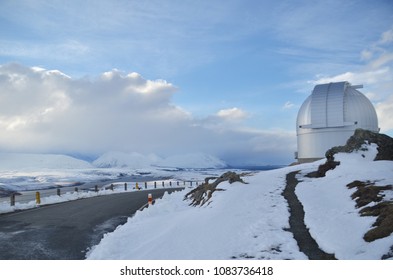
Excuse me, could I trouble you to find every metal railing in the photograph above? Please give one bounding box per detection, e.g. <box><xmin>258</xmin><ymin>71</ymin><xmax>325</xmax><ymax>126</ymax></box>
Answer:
<box><xmin>0</xmin><ymin>180</ymin><xmax>199</xmax><ymax>213</ymax></box>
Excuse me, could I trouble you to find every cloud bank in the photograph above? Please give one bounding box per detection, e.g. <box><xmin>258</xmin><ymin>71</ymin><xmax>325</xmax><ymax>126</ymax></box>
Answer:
<box><xmin>310</xmin><ymin>27</ymin><xmax>393</xmax><ymax>134</ymax></box>
<box><xmin>0</xmin><ymin>63</ymin><xmax>295</xmax><ymax>165</ymax></box>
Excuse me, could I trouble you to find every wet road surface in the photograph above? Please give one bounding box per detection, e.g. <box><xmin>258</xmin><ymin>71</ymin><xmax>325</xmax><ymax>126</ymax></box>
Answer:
<box><xmin>0</xmin><ymin>188</ymin><xmax>183</xmax><ymax>259</ymax></box>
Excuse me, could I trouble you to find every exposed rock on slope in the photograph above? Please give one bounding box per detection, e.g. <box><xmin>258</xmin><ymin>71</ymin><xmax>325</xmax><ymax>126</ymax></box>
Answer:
<box><xmin>347</xmin><ymin>180</ymin><xmax>393</xmax><ymax>244</ymax></box>
<box><xmin>326</xmin><ymin>129</ymin><xmax>393</xmax><ymax>161</ymax></box>
<box><xmin>184</xmin><ymin>171</ymin><xmax>247</xmax><ymax>206</ymax></box>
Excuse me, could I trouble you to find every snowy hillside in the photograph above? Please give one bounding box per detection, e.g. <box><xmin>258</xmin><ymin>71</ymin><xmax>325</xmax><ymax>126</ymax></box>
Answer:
<box><xmin>0</xmin><ymin>153</ymin><xmax>92</xmax><ymax>170</ymax></box>
<box><xmin>93</xmin><ymin>152</ymin><xmax>161</xmax><ymax>168</ymax></box>
<box><xmin>87</xmin><ymin>143</ymin><xmax>393</xmax><ymax>260</ymax></box>
<box><xmin>93</xmin><ymin>152</ymin><xmax>227</xmax><ymax>169</ymax></box>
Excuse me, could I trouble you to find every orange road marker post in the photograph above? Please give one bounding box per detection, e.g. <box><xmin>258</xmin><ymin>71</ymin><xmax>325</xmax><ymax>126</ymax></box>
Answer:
<box><xmin>36</xmin><ymin>192</ymin><xmax>41</xmax><ymax>205</ymax></box>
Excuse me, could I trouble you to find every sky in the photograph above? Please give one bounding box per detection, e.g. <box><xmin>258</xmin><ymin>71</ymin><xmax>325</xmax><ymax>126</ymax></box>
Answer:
<box><xmin>0</xmin><ymin>0</ymin><xmax>392</xmax><ymax>165</ymax></box>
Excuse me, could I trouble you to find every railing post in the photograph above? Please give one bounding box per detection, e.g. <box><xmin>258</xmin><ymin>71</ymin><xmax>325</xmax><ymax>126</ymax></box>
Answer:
<box><xmin>10</xmin><ymin>194</ymin><xmax>15</xmax><ymax>206</ymax></box>
<box><xmin>145</xmin><ymin>182</ymin><xmax>147</xmax><ymax>189</ymax></box>
<box><xmin>74</xmin><ymin>187</ymin><xmax>79</xmax><ymax>193</ymax></box>
<box><xmin>169</xmin><ymin>181</ymin><xmax>172</xmax><ymax>187</ymax></box>
<box><xmin>57</xmin><ymin>188</ymin><xmax>61</xmax><ymax>196</ymax></box>
<box><xmin>95</xmin><ymin>185</ymin><xmax>98</xmax><ymax>192</ymax></box>
<box><xmin>162</xmin><ymin>181</ymin><xmax>165</xmax><ymax>187</ymax></box>
<box><xmin>154</xmin><ymin>182</ymin><xmax>157</xmax><ymax>188</ymax></box>
<box><xmin>110</xmin><ymin>184</ymin><xmax>114</xmax><ymax>191</ymax></box>
<box><xmin>177</xmin><ymin>181</ymin><xmax>179</xmax><ymax>186</ymax></box>
<box><xmin>36</xmin><ymin>191</ymin><xmax>41</xmax><ymax>205</ymax></box>
<box><xmin>124</xmin><ymin>182</ymin><xmax>127</xmax><ymax>191</ymax></box>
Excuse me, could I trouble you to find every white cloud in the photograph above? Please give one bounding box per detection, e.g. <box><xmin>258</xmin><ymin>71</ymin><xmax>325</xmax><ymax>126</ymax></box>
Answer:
<box><xmin>216</xmin><ymin>107</ymin><xmax>248</xmax><ymax>121</ymax></box>
<box><xmin>361</xmin><ymin>49</ymin><xmax>373</xmax><ymax>61</ymax></box>
<box><xmin>379</xmin><ymin>28</ymin><xmax>393</xmax><ymax>45</ymax></box>
<box><xmin>376</xmin><ymin>95</ymin><xmax>393</xmax><ymax>133</ymax></box>
<box><xmin>309</xmin><ymin>27</ymin><xmax>393</xmax><ymax>135</ymax></box>
<box><xmin>0</xmin><ymin>63</ymin><xmax>294</xmax><ymax>165</ymax></box>
<box><xmin>310</xmin><ymin>67</ymin><xmax>391</xmax><ymax>88</ymax></box>
<box><xmin>282</xmin><ymin>101</ymin><xmax>294</xmax><ymax>110</ymax></box>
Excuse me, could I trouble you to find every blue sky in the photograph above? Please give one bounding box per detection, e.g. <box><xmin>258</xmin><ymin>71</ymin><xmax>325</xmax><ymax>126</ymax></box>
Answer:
<box><xmin>0</xmin><ymin>0</ymin><xmax>392</xmax><ymax>165</ymax></box>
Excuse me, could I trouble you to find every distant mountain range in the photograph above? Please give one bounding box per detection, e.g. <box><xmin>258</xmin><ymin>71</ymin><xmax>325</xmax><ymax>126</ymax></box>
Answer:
<box><xmin>0</xmin><ymin>151</ymin><xmax>229</xmax><ymax>170</ymax></box>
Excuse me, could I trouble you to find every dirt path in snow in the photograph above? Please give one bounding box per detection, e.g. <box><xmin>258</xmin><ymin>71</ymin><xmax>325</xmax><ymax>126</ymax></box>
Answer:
<box><xmin>283</xmin><ymin>171</ymin><xmax>336</xmax><ymax>260</ymax></box>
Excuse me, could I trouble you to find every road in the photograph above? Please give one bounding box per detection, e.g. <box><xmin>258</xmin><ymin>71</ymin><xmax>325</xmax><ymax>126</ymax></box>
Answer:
<box><xmin>0</xmin><ymin>188</ymin><xmax>183</xmax><ymax>260</ymax></box>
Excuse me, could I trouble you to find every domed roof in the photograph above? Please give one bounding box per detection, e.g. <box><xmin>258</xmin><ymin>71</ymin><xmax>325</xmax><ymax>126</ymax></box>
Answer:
<box><xmin>297</xmin><ymin>81</ymin><xmax>378</xmax><ymax>133</ymax></box>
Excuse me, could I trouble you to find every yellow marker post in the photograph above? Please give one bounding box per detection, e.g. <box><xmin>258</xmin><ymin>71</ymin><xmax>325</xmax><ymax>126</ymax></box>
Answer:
<box><xmin>36</xmin><ymin>191</ymin><xmax>41</xmax><ymax>205</ymax></box>
<box><xmin>136</xmin><ymin>182</ymin><xmax>139</xmax><ymax>190</ymax></box>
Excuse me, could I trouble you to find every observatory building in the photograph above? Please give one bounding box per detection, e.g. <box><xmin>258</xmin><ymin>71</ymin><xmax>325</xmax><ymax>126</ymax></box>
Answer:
<box><xmin>296</xmin><ymin>81</ymin><xmax>379</xmax><ymax>163</ymax></box>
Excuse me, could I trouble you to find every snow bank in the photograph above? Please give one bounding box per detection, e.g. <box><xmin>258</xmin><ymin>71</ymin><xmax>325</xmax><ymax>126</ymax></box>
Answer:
<box><xmin>296</xmin><ymin>143</ymin><xmax>393</xmax><ymax>259</ymax></box>
<box><xmin>87</xmin><ymin>167</ymin><xmax>306</xmax><ymax>260</ymax></box>
<box><xmin>87</xmin><ymin>144</ymin><xmax>393</xmax><ymax>260</ymax></box>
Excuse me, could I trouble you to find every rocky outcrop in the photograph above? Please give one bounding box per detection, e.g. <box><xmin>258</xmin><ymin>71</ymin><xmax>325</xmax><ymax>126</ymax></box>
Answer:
<box><xmin>184</xmin><ymin>171</ymin><xmax>247</xmax><ymax>206</ymax></box>
<box><xmin>310</xmin><ymin>129</ymin><xmax>393</xmax><ymax>178</ymax></box>
<box><xmin>347</xmin><ymin>180</ymin><xmax>393</xmax><ymax>244</ymax></box>
<box><xmin>325</xmin><ymin>129</ymin><xmax>393</xmax><ymax>161</ymax></box>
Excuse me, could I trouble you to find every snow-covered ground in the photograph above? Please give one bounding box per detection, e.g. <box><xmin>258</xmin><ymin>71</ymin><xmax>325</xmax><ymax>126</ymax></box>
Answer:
<box><xmin>296</xmin><ymin>143</ymin><xmax>393</xmax><ymax>259</ymax></box>
<box><xmin>87</xmin><ymin>144</ymin><xmax>393</xmax><ymax>260</ymax></box>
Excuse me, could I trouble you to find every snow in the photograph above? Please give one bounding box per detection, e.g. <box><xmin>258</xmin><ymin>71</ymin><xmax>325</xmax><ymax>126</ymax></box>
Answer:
<box><xmin>87</xmin><ymin>167</ymin><xmax>306</xmax><ymax>260</ymax></box>
<box><xmin>0</xmin><ymin>152</ymin><xmax>227</xmax><ymax>194</ymax></box>
<box><xmin>1</xmin><ymin>146</ymin><xmax>392</xmax><ymax>260</ymax></box>
<box><xmin>0</xmin><ymin>151</ymin><xmax>230</xmax><ymax>214</ymax></box>
<box><xmin>158</xmin><ymin>153</ymin><xmax>227</xmax><ymax>169</ymax></box>
<box><xmin>93</xmin><ymin>152</ymin><xmax>161</xmax><ymax>168</ymax></box>
<box><xmin>93</xmin><ymin>151</ymin><xmax>227</xmax><ymax>169</ymax></box>
<box><xmin>296</xmin><ymin>143</ymin><xmax>393</xmax><ymax>259</ymax></box>
<box><xmin>0</xmin><ymin>152</ymin><xmax>92</xmax><ymax>169</ymax></box>
<box><xmin>0</xmin><ymin>181</ymin><xmax>173</xmax><ymax>214</ymax></box>
<box><xmin>87</xmin><ymin>143</ymin><xmax>393</xmax><ymax>260</ymax></box>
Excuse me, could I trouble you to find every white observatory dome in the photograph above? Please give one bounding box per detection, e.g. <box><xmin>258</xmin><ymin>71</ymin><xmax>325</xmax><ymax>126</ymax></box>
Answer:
<box><xmin>296</xmin><ymin>81</ymin><xmax>379</xmax><ymax>162</ymax></box>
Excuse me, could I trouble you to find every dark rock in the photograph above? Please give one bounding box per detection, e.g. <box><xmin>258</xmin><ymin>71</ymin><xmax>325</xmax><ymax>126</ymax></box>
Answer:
<box><xmin>184</xmin><ymin>171</ymin><xmax>247</xmax><ymax>206</ymax></box>
<box><xmin>360</xmin><ymin>201</ymin><xmax>393</xmax><ymax>242</ymax></box>
<box><xmin>325</xmin><ymin>129</ymin><xmax>393</xmax><ymax>161</ymax></box>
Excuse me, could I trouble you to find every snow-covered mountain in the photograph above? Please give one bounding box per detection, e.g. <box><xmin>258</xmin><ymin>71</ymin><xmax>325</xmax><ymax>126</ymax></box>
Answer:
<box><xmin>92</xmin><ymin>152</ymin><xmax>161</xmax><ymax>168</ymax></box>
<box><xmin>0</xmin><ymin>153</ymin><xmax>92</xmax><ymax>170</ymax></box>
<box><xmin>0</xmin><ymin>151</ymin><xmax>227</xmax><ymax>170</ymax></box>
<box><xmin>159</xmin><ymin>153</ymin><xmax>227</xmax><ymax>169</ymax></box>
<box><xmin>93</xmin><ymin>152</ymin><xmax>227</xmax><ymax>169</ymax></box>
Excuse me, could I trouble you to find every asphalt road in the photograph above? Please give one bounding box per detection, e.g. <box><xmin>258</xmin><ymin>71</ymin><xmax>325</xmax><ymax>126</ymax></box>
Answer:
<box><xmin>0</xmin><ymin>188</ymin><xmax>183</xmax><ymax>260</ymax></box>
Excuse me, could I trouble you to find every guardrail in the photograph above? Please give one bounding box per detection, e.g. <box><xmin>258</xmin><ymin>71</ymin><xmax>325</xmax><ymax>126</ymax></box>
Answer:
<box><xmin>0</xmin><ymin>180</ymin><xmax>199</xmax><ymax>213</ymax></box>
